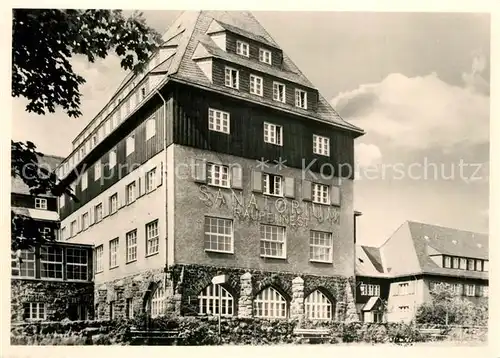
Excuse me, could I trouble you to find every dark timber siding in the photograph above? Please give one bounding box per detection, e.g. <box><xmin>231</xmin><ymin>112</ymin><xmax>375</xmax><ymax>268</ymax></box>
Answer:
<box><xmin>12</xmin><ymin>193</ymin><xmax>58</xmax><ymax>211</ymax></box>
<box><xmin>226</xmin><ymin>33</ymin><xmax>283</xmax><ymax>68</ymax></box>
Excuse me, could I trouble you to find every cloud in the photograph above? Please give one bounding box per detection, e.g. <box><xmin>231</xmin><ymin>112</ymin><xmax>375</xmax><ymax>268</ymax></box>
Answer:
<box><xmin>332</xmin><ymin>72</ymin><xmax>489</xmax><ymax>151</ymax></box>
<box><xmin>355</xmin><ymin>143</ymin><xmax>382</xmax><ymax>167</ymax></box>
<box><xmin>462</xmin><ymin>50</ymin><xmax>490</xmax><ymax>95</ymax></box>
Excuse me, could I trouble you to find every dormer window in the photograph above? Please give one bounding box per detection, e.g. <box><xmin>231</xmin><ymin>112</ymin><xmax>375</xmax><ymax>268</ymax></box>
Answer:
<box><xmin>295</xmin><ymin>89</ymin><xmax>307</xmax><ymax>109</ymax></box>
<box><xmin>35</xmin><ymin>198</ymin><xmax>47</xmax><ymax>210</ymax></box>
<box><xmin>225</xmin><ymin>67</ymin><xmax>239</xmax><ymax>89</ymax></box>
<box><xmin>236</xmin><ymin>41</ymin><xmax>249</xmax><ymax>57</ymax></box>
<box><xmin>259</xmin><ymin>48</ymin><xmax>272</xmax><ymax>64</ymax></box>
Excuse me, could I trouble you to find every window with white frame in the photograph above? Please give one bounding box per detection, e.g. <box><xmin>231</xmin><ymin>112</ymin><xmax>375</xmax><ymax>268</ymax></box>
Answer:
<box><xmin>95</xmin><ymin>203</ymin><xmax>103</xmax><ymax>222</ymax></box>
<box><xmin>259</xmin><ymin>48</ymin><xmax>272</xmax><ymax>64</ymax></box>
<box><xmin>35</xmin><ymin>198</ymin><xmax>47</xmax><ymax>210</ymax></box>
<box><xmin>95</xmin><ymin>245</ymin><xmax>104</xmax><ymax>273</ymax></box>
<box><xmin>452</xmin><ymin>257</ymin><xmax>459</xmax><ymax>269</ymax></box>
<box><xmin>398</xmin><ymin>283</ymin><xmax>410</xmax><ymax>295</ymax></box>
<box><xmin>146</xmin><ymin>220</ymin><xmax>159</xmax><ymax>255</ymax></box>
<box><xmin>465</xmin><ymin>284</ymin><xmax>475</xmax><ymax>297</ymax></box>
<box><xmin>94</xmin><ymin>159</ymin><xmax>101</xmax><ymax>180</ymax></box>
<box><xmin>146</xmin><ymin>117</ymin><xmax>156</xmax><ymax>140</ymax></box>
<box><xmin>451</xmin><ymin>283</ymin><xmax>462</xmax><ymax>295</ymax></box>
<box><xmin>40</xmin><ymin>246</ymin><xmax>63</xmax><ymax>279</ymax></box>
<box><xmin>126</xmin><ymin>229</ymin><xmax>137</xmax><ymax>263</ymax></box>
<box><xmin>91</xmin><ymin>134</ymin><xmax>97</xmax><ymax>148</ymax></box>
<box><xmin>146</xmin><ymin>168</ymin><xmax>156</xmax><ymax>192</ymax></box>
<box><xmin>313</xmin><ymin>135</ymin><xmax>330</xmax><ymax>156</ymax></box>
<box><xmin>126</xmin><ymin>181</ymin><xmax>136</xmax><ymax>204</ymax></box>
<box><xmin>250</xmin><ymin>74</ymin><xmax>263</xmax><ymax>96</ymax></box>
<box><xmin>66</xmin><ymin>247</ymin><xmax>88</xmax><ymax>281</ymax></box>
<box><xmin>475</xmin><ymin>259</ymin><xmax>483</xmax><ymax>271</ymax></box>
<box><xmin>109</xmin><ymin>149</ymin><xmax>117</xmax><ymax>169</ymax></box>
<box><xmin>82</xmin><ymin>212</ymin><xmax>89</xmax><ymax>230</ymax></box>
<box><xmin>81</xmin><ymin>171</ymin><xmax>88</xmax><ymax>190</ymax></box>
<box><xmin>11</xmin><ymin>248</ymin><xmax>35</xmax><ymax>277</ymax></box>
<box><xmin>263</xmin><ymin>122</ymin><xmax>283</xmax><ymax>146</ymax></box>
<box><xmin>309</xmin><ymin>230</ymin><xmax>333</xmax><ymax>262</ymax></box>
<box><xmin>126</xmin><ymin>135</ymin><xmax>135</xmax><ymax>156</ymax></box>
<box><xmin>360</xmin><ymin>283</ymin><xmax>380</xmax><ymax>296</ymax></box>
<box><xmin>109</xmin><ymin>238</ymin><xmax>119</xmax><ymax>268</ymax></box>
<box><xmin>295</xmin><ymin>89</ymin><xmax>307</xmax><ymax>109</ymax></box>
<box><xmin>263</xmin><ymin>173</ymin><xmax>283</xmax><ymax>197</ymax></box>
<box><xmin>305</xmin><ymin>290</ymin><xmax>333</xmax><ymax>320</ymax></box>
<box><xmin>254</xmin><ymin>287</ymin><xmax>287</xmax><ymax>318</ymax></box>
<box><xmin>260</xmin><ymin>224</ymin><xmax>286</xmax><ymax>258</ymax></box>
<box><xmin>109</xmin><ymin>193</ymin><xmax>118</xmax><ymax>214</ymax></box>
<box><xmin>24</xmin><ymin>302</ymin><xmax>47</xmax><ymax>320</ymax></box>
<box><xmin>224</xmin><ymin>67</ymin><xmax>239</xmax><ymax>89</ymax></box>
<box><xmin>443</xmin><ymin>255</ymin><xmax>452</xmax><ymax>268</ymax></box>
<box><xmin>459</xmin><ymin>257</ymin><xmax>467</xmax><ymax>269</ymax></box>
<box><xmin>207</xmin><ymin>163</ymin><xmax>230</xmax><ymax>188</ymax></box>
<box><xmin>70</xmin><ymin>220</ymin><xmax>77</xmax><ymax>237</ymax></box>
<box><xmin>312</xmin><ymin>183</ymin><xmax>330</xmax><ymax>205</ymax></box>
<box><xmin>236</xmin><ymin>40</ymin><xmax>249</xmax><ymax>57</ymax></box>
<box><xmin>208</xmin><ymin>108</ymin><xmax>230</xmax><ymax>134</ymax></box>
<box><xmin>484</xmin><ymin>260</ymin><xmax>489</xmax><ymax>271</ymax></box>
<box><xmin>149</xmin><ymin>283</ymin><xmax>165</xmax><ymax>318</ymax></box>
<box><xmin>399</xmin><ymin>306</ymin><xmax>409</xmax><ymax>313</ymax></box>
<box><xmin>467</xmin><ymin>259</ymin><xmax>475</xmax><ymax>271</ymax></box>
<box><xmin>204</xmin><ymin>216</ymin><xmax>233</xmax><ymax>253</ymax></box>
<box><xmin>273</xmin><ymin>82</ymin><xmax>286</xmax><ymax>103</ymax></box>
<box><xmin>198</xmin><ymin>283</ymin><xmax>234</xmax><ymax>316</ymax></box>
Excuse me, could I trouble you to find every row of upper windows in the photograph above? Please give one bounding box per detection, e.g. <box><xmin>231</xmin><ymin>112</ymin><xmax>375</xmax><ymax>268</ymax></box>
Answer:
<box><xmin>208</xmin><ymin>107</ymin><xmax>330</xmax><ymax>155</ymax></box>
<box><xmin>442</xmin><ymin>255</ymin><xmax>489</xmax><ymax>272</ymax></box>
<box><xmin>429</xmin><ymin>281</ymin><xmax>489</xmax><ymax>297</ymax></box>
<box><xmin>224</xmin><ymin>66</ymin><xmax>309</xmax><ymax>109</ymax></box>
<box><xmin>360</xmin><ymin>283</ymin><xmax>380</xmax><ymax>297</ymax></box>
<box><xmin>235</xmin><ymin>40</ymin><xmax>273</xmax><ymax>65</ymax></box>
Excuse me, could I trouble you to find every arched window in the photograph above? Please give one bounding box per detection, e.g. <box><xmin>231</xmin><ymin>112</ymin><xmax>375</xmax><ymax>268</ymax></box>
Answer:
<box><xmin>254</xmin><ymin>287</ymin><xmax>287</xmax><ymax>319</ymax></box>
<box><xmin>304</xmin><ymin>290</ymin><xmax>333</xmax><ymax>320</ymax></box>
<box><xmin>198</xmin><ymin>283</ymin><xmax>234</xmax><ymax>316</ymax></box>
<box><xmin>146</xmin><ymin>282</ymin><xmax>165</xmax><ymax>318</ymax></box>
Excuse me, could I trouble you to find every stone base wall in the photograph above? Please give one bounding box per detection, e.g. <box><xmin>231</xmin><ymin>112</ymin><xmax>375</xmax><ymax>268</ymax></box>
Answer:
<box><xmin>11</xmin><ymin>279</ymin><xmax>94</xmax><ymax>322</ymax></box>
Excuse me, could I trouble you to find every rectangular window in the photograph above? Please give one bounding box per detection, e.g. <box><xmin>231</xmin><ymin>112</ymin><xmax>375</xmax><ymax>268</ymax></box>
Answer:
<box><xmin>482</xmin><ymin>286</ymin><xmax>489</xmax><ymax>297</ymax></box>
<box><xmin>82</xmin><ymin>212</ymin><xmax>89</xmax><ymax>230</ymax></box>
<box><xmin>263</xmin><ymin>122</ymin><xmax>283</xmax><ymax>146</ymax></box>
<box><xmin>109</xmin><ymin>149</ymin><xmax>117</xmax><ymax>169</ymax></box>
<box><xmin>95</xmin><ymin>245</ymin><xmax>104</xmax><ymax>273</ymax></box>
<box><xmin>204</xmin><ymin>216</ymin><xmax>233</xmax><ymax>253</ymax></box>
<box><xmin>249</xmin><ymin>74</ymin><xmax>263</xmax><ymax>96</ymax></box>
<box><xmin>109</xmin><ymin>238</ymin><xmax>119</xmax><ymax>268</ymax></box>
<box><xmin>95</xmin><ymin>203</ymin><xmax>103</xmax><ymax>222</ymax></box>
<box><xmin>24</xmin><ymin>302</ymin><xmax>46</xmax><ymax>321</ymax></box>
<box><xmin>398</xmin><ymin>283</ymin><xmax>409</xmax><ymax>295</ymax></box>
<box><xmin>467</xmin><ymin>258</ymin><xmax>475</xmax><ymax>271</ymax></box>
<box><xmin>452</xmin><ymin>257</ymin><xmax>459</xmax><ymax>269</ymax></box>
<box><xmin>443</xmin><ymin>256</ymin><xmax>451</xmax><ymax>268</ymax></box>
<box><xmin>484</xmin><ymin>260</ymin><xmax>489</xmax><ymax>272</ymax></box>
<box><xmin>475</xmin><ymin>259</ymin><xmax>483</xmax><ymax>271</ymax></box>
<box><xmin>312</xmin><ymin>183</ymin><xmax>330</xmax><ymax>205</ymax></box>
<box><xmin>259</xmin><ymin>48</ymin><xmax>272</xmax><ymax>64</ymax></box>
<box><xmin>273</xmin><ymin>82</ymin><xmax>286</xmax><ymax>103</ymax></box>
<box><xmin>35</xmin><ymin>198</ymin><xmax>47</xmax><ymax>210</ymax></box>
<box><xmin>66</xmin><ymin>248</ymin><xmax>88</xmax><ymax>281</ymax></box>
<box><xmin>109</xmin><ymin>193</ymin><xmax>118</xmax><ymax>214</ymax></box>
<box><xmin>70</xmin><ymin>220</ymin><xmax>77</xmax><ymax>237</ymax></box>
<box><xmin>126</xmin><ymin>181</ymin><xmax>136</xmax><ymax>204</ymax></box>
<box><xmin>126</xmin><ymin>230</ymin><xmax>137</xmax><ymax>263</ymax></box>
<box><xmin>224</xmin><ymin>67</ymin><xmax>239</xmax><ymax>89</ymax></box>
<box><xmin>451</xmin><ymin>283</ymin><xmax>462</xmax><ymax>295</ymax></box>
<box><xmin>40</xmin><ymin>246</ymin><xmax>63</xmax><ymax>279</ymax></box>
<box><xmin>126</xmin><ymin>298</ymin><xmax>134</xmax><ymax>319</ymax></box>
<box><xmin>399</xmin><ymin>306</ymin><xmax>409</xmax><ymax>313</ymax></box>
<box><xmin>360</xmin><ymin>284</ymin><xmax>380</xmax><ymax>296</ymax></box>
<box><xmin>295</xmin><ymin>89</ymin><xmax>307</xmax><ymax>109</ymax></box>
<box><xmin>11</xmin><ymin>249</ymin><xmax>35</xmax><ymax>277</ymax></box>
<box><xmin>309</xmin><ymin>230</ymin><xmax>333</xmax><ymax>262</ymax></box>
<box><xmin>94</xmin><ymin>159</ymin><xmax>101</xmax><ymax>180</ymax></box>
<box><xmin>208</xmin><ymin>108</ymin><xmax>230</xmax><ymax>134</ymax></box>
<box><xmin>263</xmin><ymin>173</ymin><xmax>283</xmax><ymax>197</ymax></box>
<box><xmin>236</xmin><ymin>40</ymin><xmax>249</xmax><ymax>57</ymax></box>
<box><xmin>459</xmin><ymin>257</ymin><xmax>467</xmax><ymax>269</ymax></box>
<box><xmin>126</xmin><ymin>135</ymin><xmax>135</xmax><ymax>156</ymax></box>
<box><xmin>146</xmin><ymin>220</ymin><xmax>159</xmax><ymax>255</ymax></box>
<box><xmin>313</xmin><ymin>135</ymin><xmax>330</xmax><ymax>156</ymax></box>
<box><xmin>260</xmin><ymin>224</ymin><xmax>286</xmax><ymax>259</ymax></box>
<box><xmin>81</xmin><ymin>171</ymin><xmax>88</xmax><ymax>190</ymax></box>
<box><xmin>146</xmin><ymin>168</ymin><xmax>156</xmax><ymax>192</ymax></box>
<box><xmin>146</xmin><ymin>117</ymin><xmax>156</xmax><ymax>140</ymax></box>
<box><xmin>465</xmin><ymin>284</ymin><xmax>475</xmax><ymax>297</ymax></box>
<box><xmin>60</xmin><ymin>227</ymin><xmax>67</xmax><ymax>241</ymax></box>
<box><xmin>91</xmin><ymin>134</ymin><xmax>97</xmax><ymax>148</ymax></box>
<box><xmin>207</xmin><ymin>163</ymin><xmax>230</xmax><ymax>188</ymax></box>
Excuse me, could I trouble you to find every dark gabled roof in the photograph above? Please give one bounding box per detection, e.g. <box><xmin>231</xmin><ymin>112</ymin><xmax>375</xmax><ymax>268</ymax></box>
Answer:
<box><xmin>362</xmin><ymin>246</ymin><xmax>385</xmax><ymax>273</ymax></box>
<box><xmin>355</xmin><ymin>244</ymin><xmax>390</xmax><ymax>278</ymax></box>
<box><xmin>208</xmin><ymin>19</ymin><xmax>280</xmax><ymax>49</ymax></box>
<box><xmin>11</xmin><ymin>154</ymin><xmax>63</xmax><ymax>196</ymax></box>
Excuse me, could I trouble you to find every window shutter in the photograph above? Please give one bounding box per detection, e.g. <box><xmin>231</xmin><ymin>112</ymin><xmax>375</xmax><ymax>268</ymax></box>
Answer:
<box><xmin>231</xmin><ymin>166</ymin><xmax>243</xmax><ymax>189</ymax></box>
<box><xmin>138</xmin><ymin>177</ymin><xmax>142</xmax><ymax>197</ymax></box>
<box><xmin>284</xmin><ymin>177</ymin><xmax>295</xmax><ymax>198</ymax></box>
<box><xmin>157</xmin><ymin>162</ymin><xmax>163</xmax><ymax>187</ymax></box>
<box><xmin>141</xmin><ymin>174</ymin><xmax>147</xmax><ymax>195</ymax></box>
<box><xmin>302</xmin><ymin>180</ymin><xmax>312</xmax><ymax>201</ymax></box>
<box><xmin>330</xmin><ymin>185</ymin><xmax>341</xmax><ymax>206</ymax></box>
<box><xmin>251</xmin><ymin>170</ymin><xmax>262</xmax><ymax>192</ymax></box>
<box><xmin>89</xmin><ymin>206</ymin><xmax>95</xmax><ymax>225</ymax></box>
<box><xmin>193</xmin><ymin>159</ymin><xmax>207</xmax><ymax>183</ymax></box>
<box><xmin>77</xmin><ymin>215</ymin><xmax>82</xmax><ymax>232</ymax></box>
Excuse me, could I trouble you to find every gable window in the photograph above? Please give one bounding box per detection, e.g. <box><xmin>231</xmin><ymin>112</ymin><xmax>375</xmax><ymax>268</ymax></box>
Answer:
<box><xmin>208</xmin><ymin>108</ymin><xmax>230</xmax><ymax>134</ymax></box>
<box><xmin>109</xmin><ymin>193</ymin><xmax>118</xmax><ymax>214</ymax></box>
<box><xmin>126</xmin><ymin>181</ymin><xmax>136</xmax><ymax>204</ymax></box>
<box><xmin>70</xmin><ymin>220</ymin><xmax>77</xmax><ymax>237</ymax></box>
<box><xmin>224</xmin><ymin>67</ymin><xmax>239</xmax><ymax>89</ymax></box>
<box><xmin>263</xmin><ymin>173</ymin><xmax>283</xmax><ymax>197</ymax></box>
<box><xmin>24</xmin><ymin>303</ymin><xmax>46</xmax><ymax>321</ymax></box>
<box><xmin>273</xmin><ymin>82</ymin><xmax>286</xmax><ymax>103</ymax></box>
<box><xmin>249</xmin><ymin>74</ymin><xmax>263</xmax><ymax>96</ymax></box>
<box><xmin>312</xmin><ymin>183</ymin><xmax>330</xmax><ymax>205</ymax></box>
<box><xmin>146</xmin><ymin>168</ymin><xmax>156</xmax><ymax>192</ymax></box>
<box><xmin>95</xmin><ymin>245</ymin><xmax>104</xmax><ymax>273</ymax></box>
<box><xmin>126</xmin><ymin>135</ymin><xmax>135</xmax><ymax>156</ymax></box>
<box><xmin>236</xmin><ymin>40</ymin><xmax>249</xmax><ymax>57</ymax></box>
<box><xmin>35</xmin><ymin>198</ymin><xmax>47</xmax><ymax>210</ymax></box>
<box><xmin>94</xmin><ymin>159</ymin><xmax>102</xmax><ymax>180</ymax></box>
<box><xmin>443</xmin><ymin>256</ymin><xmax>451</xmax><ymax>268</ymax></box>
<box><xmin>146</xmin><ymin>220</ymin><xmax>159</xmax><ymax>255</ymax></box>
<box><xmin>254</xmin><ymin>287</ymin><xmax>287</xmax><ymax>319</ymax></box>
<box><xmin>109</xmin><ymin>149</ymin><xmax>117</xmax><ymax>169</ymax></box>
<box><xmin>198</xmin><ymin>283</ymin><xmax>234</xmax><ymax>316</ymax></box>
<box><xmin>40</xmin><ymin>246</ymin><xmax>63</xmax><ymax>279</ymax></box>
<box><xmin>109</xmin><ymin>238</ymin><xmax>119</xmax><ymax>268</ymax></box>
<box><xmin>95</xmin><ymin>203</ymin><xmax>103</xmax><ymax>222</ymax></box>
<box><xmin>82</xmin><ymin>212</ymin><xmax>89</xmax><ymax>230</ymax></box>
<box><xmin>465</xmin><ymin>284</ymin><xmax>475</xmax><ymax>297</ymax></box>
<box><xmin>126</xmin><ymin>229</ymin><xmax>138</xmax><ymax>263</ymax></box>
<box><xmin>204</xmin><ymin>216</ymin><xmax>233</xmax><ymax>253</ymax></box>
<box><xmin>313</xmin><ymin>135</ymin><xmax>330</xmax><ymax>156</ymax></box>
<box><xmin>260</xmin><ymin>224</ymin><xmax>286</xmax><ymax>259</ymax></box>
<box><xmin>295</xmin><ymin>89</ymin><xmax>307</xmax><ymax>109</ymax></box>
<box><xmin>263</xmin><ymin>122</ymin><xmax>283</xmax><ymax>146</ymax></box>
<box><xmin>207</xmin><ymin>163</ymin><xmax>230</xmax><ymax>188</ymax></box>
<box><xmin>66</xmin><ymin>248</ymin><xmax>88</xmax><ymax>281</ymax></box>
<box><xmin>11</xmin><ymin>249</ymin><xmax>35</xmax><ymax>278</ymax></box>
<box><xmin>305</xmin><ymin>290</ymin><xmax>333</xmax><ymax>320</ymax></box>
<box><xmin>146</xmin><ymin>117</ymin><xmax>156</xmax><ymax>140</ymax></box>
<box><xmin>309</xmin><ymin>230</ymin><xmax>333</xmax><ymax>263</ymax></box>
<box><xmin>259</xmin><ymin>48</ymin><xmax>272</xmax><ymax>64</ymax></box>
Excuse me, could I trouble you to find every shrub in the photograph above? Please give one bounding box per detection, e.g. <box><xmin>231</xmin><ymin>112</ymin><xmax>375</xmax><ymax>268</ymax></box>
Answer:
<box><xmin>386</xmin><ymin>323</ymin><xmax>423</xmax><ymax>345</ymax></box>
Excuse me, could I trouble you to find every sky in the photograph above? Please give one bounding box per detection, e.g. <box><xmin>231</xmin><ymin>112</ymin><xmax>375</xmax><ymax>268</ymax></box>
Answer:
<box><xmin>11</xmin><ymin>11</ymin><xmax>491</xmax><ymax>247</ymax></box>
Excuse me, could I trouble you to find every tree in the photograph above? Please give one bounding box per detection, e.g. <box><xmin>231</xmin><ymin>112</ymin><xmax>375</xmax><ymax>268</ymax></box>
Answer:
<box><xmin>11</xmin><ymin>9</ymin><xmax>162</xmax><ymax>251</ymax></box>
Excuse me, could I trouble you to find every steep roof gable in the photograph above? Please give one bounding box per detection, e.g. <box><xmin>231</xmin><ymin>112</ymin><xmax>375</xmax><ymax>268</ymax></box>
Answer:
<box><xmin>11</xmin><ymin>154</ymin><xmax>63</xmax><ymax>196</ymax></box>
